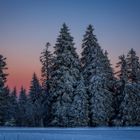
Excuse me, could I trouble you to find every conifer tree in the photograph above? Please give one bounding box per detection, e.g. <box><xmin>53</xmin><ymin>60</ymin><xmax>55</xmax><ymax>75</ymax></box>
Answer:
<box><xmin>103</xmin><ymin>50</ymin><xmax>115</xmax><ymax>89</ymax></box>
<box><xmin>29</xmin><ymin>73</ymin><xmax>41</xmax><ymax>103</ymax></box>
<box><xmin>0</xmin><ymin>54</ymin><xmax>9</xmax><ymax>126</ymax></box>
<box><xmin>28</xmin><ymin>73</ymin><xmax>44</xmax><ymax>126</ymax></box>
<box><xmin>8</xmin><ymin>87</ymin><xmax>18</xmax><ymax>126</ymax></box>
<box><xmin>49</xmin><ymin>23</ymin><xmax>88</xmax><ymax>127</ymax></box>
<box><xmin>126</xmin><ymin>48</ymin><xmax>140</xmax><ymax>82</ymax></box>
<box><xmin>40</xmin><ymin>43</ymin><xmax>53</xmax><ymax>126</ymax></box>
<box><xmin>89</xmin><ymin>75</ymin><xmax>113</xmax><ymax>126</ymax></box>
<box><xmin>116</xmin><ymin>55</ymin><xmax>128</xmax><ymax>82</ymax></box>
<box><xmin>3</xmin><ymin>86</ymin><xmax>11</xmax><ymax>125</ymax></box>
<box><xmin>118</xmin><ymin>49</ymin><xmax>140</xmax><ymax>126</ymax></box>
<box><xmin>120</xmin><ymin>83</ymin><xmax>140</xmax><ymax>126</ymax></box>
<box><xmin>81</xmin><ymin>25</ymin><xmax>103</xmax><ymax>81</ymax></box>
<box><xmin>17</xmin><ymin>87</ymin><xmax>27</xmax><ymax>126</ymax></box>
<box><xmin>81</xmin><ymin>25</ymin><xmax>114</xmax><ymax>126</ymax></box>
<box><xmin>113</xmin><ymin>55</ymin><xmax>128</xmax><ymax>125</ymax></box>
<box><xmin>115</xmin><ymin>54</ymin><xmax>128</xmax><ymax>101</ymax></box>
<box><xmin>40</xmin><ymin>42</ymin><xmax>53</xmax><ymax>92</ymax></box>
<box><xmin>69</xmin><ymin>77</ymin><xmax>89</xmax><ymax>126</ymax></box>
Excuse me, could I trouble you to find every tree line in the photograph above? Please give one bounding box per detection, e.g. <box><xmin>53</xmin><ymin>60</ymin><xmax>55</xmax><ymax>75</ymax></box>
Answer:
<box><xmin>0</xmin><ymin>24</ymin><xmax>140</xmax><ymax>127</ymax></box>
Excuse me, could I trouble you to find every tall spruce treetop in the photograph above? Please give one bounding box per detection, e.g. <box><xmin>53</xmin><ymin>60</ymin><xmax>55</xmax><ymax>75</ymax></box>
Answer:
<box><xmin>51</xmin><ymin>23</ymin><xmax>81</xmax><ymax>92</ymax></box>
<box><xmin>81</xmin><ymin>25</ymin><xmax>114</xmax><ymax>126</ymax></box>
<box><xmin>81</xmin><ymin>25</ymin><xmax>98</xmax><ymax>67</ymax></box>
<box><xmin>81</xmin><ymin>25</ymin><xmax>105</xmax><ymax>82</ymax></box>
<box><xmin>53</xmin><ymin>23</ymin><xmax>80</xmax><ymax>71</ymax></box>
<box><xmin>49</xmin><ymin>23</ymin><xmax>88</xmax><ymax>126</ymax></box>
<box><xmin>81</xmin><ymin>25</ymin><xmax>115</xmax><ymax>87</ymax></box>
<box><xmin>126</xmin><ymin>48</ymin><xmax>140</xmax><ymax>82</ymax></box>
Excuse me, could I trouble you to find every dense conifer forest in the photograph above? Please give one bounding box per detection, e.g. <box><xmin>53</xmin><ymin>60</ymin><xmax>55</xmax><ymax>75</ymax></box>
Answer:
<box><xmin>0</xmin><ymin>24</ymin><xmax>140</xmax><ymax>127</ymax></box>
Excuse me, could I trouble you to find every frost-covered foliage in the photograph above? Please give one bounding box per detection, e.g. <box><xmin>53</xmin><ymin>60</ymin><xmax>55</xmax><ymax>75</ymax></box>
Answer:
<box><xmin>0</xmin><ymin>55</ymin><xmax>9</xmax><ymax>126</ymax></box>
<box><xmin>81</xmin><ymin>25</ymin><xmax>114</xmax><ymax>126</ymax></box>
<box><xmin>69</xmin><ymin>76</ymin><xmax>89</xmax><ymax>126</ymax></box>
<box><xmin>126</xmin><ymin>49</ymin><xmax>140</xmax><ymax>82</ymax></box>
<box><xmin>49</xmin><ymin>23</ymin><xmax>88</xmax><ymax>127</ymax></box>
<box><xmin>40</xmin><ymin>43</ymin><xmax>53</xmax><ymax>126</ymax></box>
<box><xmin>119</xmin><ymin>83</ymin><xmax>140</xmax><ymax>126</ymax></box>
<box><xmin>102</xmin><ymin>51</ymin><xmax>115</xmax><ymax>89</ymax></box>
<box><xmin>113</xmin><ymin>55</ymin><xmax>128</xmax><ymax>125</ymax></box>
<box><xmin>114</xmin><ymin>49</ymin><xmax>140</xmax><ymax>126</ymax></box>
<box><xmin>89</xmin><ymin>75</ymin><xmax>114</xmax><ymax>126</ymax></box>
<box><xmin>40</xmin><ymin>42</ymin><xmax>53</xmax><ymax>92</ymax></box>
<box><xmin>81</xmin><ymin>25</ymin><xmax>103</xmax><ymax>81</ymax></box>
<box><xmin>120</xmin><ymin>49</ymin><xmax>140</xmax><ymax>126</ymax></box>
<box><xmin>1</xmin><ymin>26</ymin><xmax>140</xmax><ymax>127</ymax></box>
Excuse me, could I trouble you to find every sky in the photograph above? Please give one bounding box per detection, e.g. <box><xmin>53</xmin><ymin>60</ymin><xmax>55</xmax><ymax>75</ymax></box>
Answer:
<box><xmin>0</xmin><ymin>0</ymin><xmax>140</xmax><ymax>92</ymax></box>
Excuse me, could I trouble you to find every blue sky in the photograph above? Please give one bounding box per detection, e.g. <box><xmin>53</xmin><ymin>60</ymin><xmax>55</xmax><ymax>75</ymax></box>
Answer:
<box><xmin>0</xmin><ymin>0</ymin><xmax>140</xmax><ymax>90</ymax></box>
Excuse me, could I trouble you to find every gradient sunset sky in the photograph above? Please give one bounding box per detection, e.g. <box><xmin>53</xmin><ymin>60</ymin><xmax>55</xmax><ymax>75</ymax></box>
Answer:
<box><xmin>0</xmin><ymin>0</ymin><xmax>140</xmax><ymax>91</ymax></box>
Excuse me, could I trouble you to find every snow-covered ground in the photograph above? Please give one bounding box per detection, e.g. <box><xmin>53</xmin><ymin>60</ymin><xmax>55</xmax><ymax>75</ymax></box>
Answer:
<box><xmin>0</xmin><ymin>127</ymin><xmax>140</xmax><ymax>140</ymax></box>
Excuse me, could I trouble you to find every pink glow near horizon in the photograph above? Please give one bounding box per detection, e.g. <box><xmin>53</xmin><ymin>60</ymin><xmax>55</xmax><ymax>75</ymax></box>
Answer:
<box><xmin>1</xmin><ymin>0</ymin><xmax>140</xmax><ymax>92</ymax></box>
<box><xmin>4</xmin><ymin>45</ymin><xmax>118</xmax><ymax>93</ymax></box>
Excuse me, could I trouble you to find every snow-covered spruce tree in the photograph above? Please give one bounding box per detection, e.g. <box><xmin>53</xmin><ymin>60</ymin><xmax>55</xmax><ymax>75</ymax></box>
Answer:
<box><xmin>89</xmin><ymin>75</ymin><xmax>114</xmax><ymax>126</ymax></box>
<box><xmin>113</xmin><ymin>55</ymin><xmax>128</xmax><ymax>126</ymax></box>
<box><xmin>40</xmin><ymin>42</ymin><xmax>53</xmax><ymax>91</ymax></box>
<box><xmin>120</xmin><ymin>83</ymin><xmax>140</xmax><ymax>126</ymax></box>
<box><xmin>28</xmin><ymin>73</ymin><xmax>44</xmax><ymax>127</ymax></box>
<box><xmin>81</xmin><ymin>25</ymin><xmax>114</xmax><ymax>126</ymax></box>
<box><xmin>17</xmin><ymin>87</ymin><xmax>28</xmax><ymax>126</ymax></box>
<box><xmin>40</xmin><ymin>42</ymin><xmax>53</xmax><ymax>126</ymax></box>
<box><xmin>69</xmin><ymin>76</ymin><xmax>89</xmax><ymax>126</ymax></box>
<box><xmin>118</xmin><ymin>49</ymin><xmax>140</xmax><ymax>126</ymax></box>
<box><xmin>0</xmin><ymin>54</ymin><xmax>9</xmax><ymax>126</ymax></box>
<box><xmin>49</xmin><ymin>23</ymin><xmax>88</xmax><ymax>127</ymax></box>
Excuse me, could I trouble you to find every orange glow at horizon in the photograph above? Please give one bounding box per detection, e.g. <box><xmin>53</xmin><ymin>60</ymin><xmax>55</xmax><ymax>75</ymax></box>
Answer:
<box><xmin>4</xmin><ymin>47</ymin><xmax>118</xmax><ymax>93</ymax></box>
<box><xmin>1</xmin><ymin>0</ymin><xmax>140</xmax><ymax>94</ymax></box>
<box><xmin>2</xmin><ymin>45</ymin><xmax>42</xmax><ymax>93</ymax></box>
<box><xmin>6</xmin><ymin>64</ymin><xmax>41</xmax><ymax>93</ymax></box>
